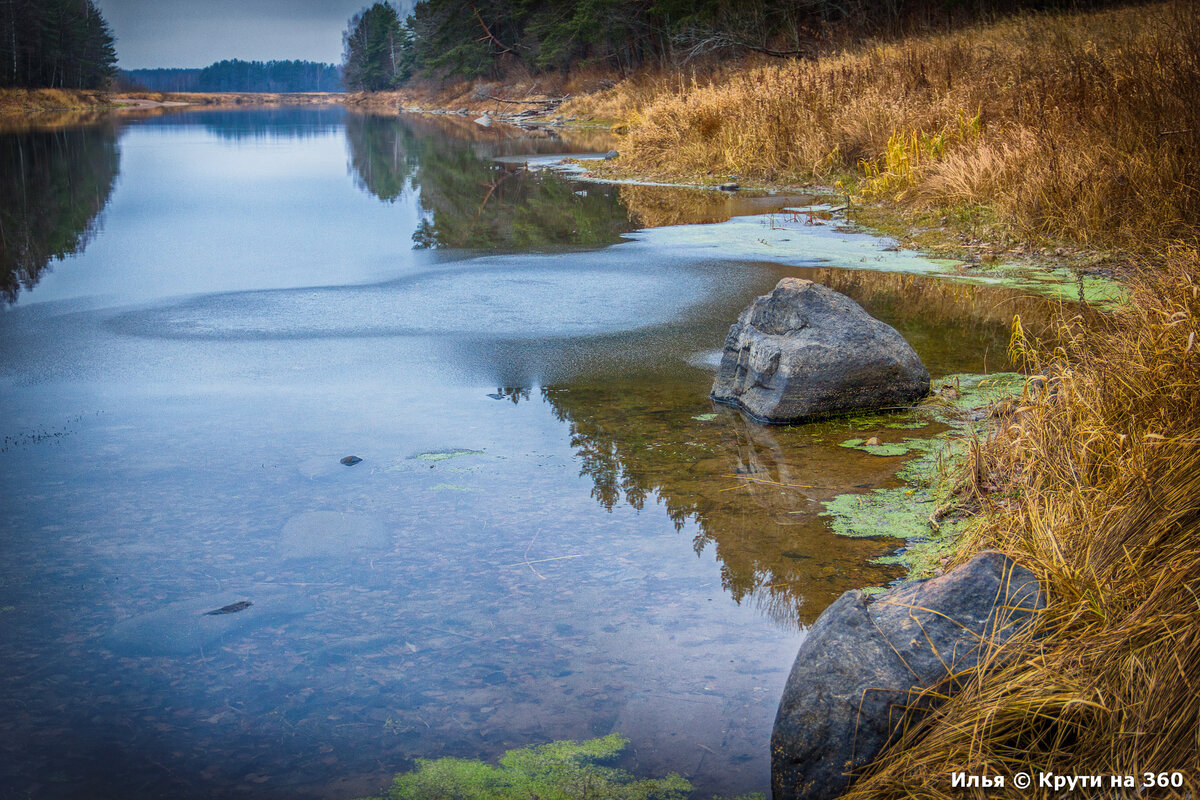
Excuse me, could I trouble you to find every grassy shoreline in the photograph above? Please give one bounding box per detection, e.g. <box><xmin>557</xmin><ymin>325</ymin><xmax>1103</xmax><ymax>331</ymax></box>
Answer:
<box><xmin>0</xmin><ymin>88</ymin><xmax>345</xmax><ymax>114</ymax></box>
<box><xmin>410</xmin><ymin>0</ymin><xmax>1198</xmax><ymax>793</ymax></box>
<box><xmin>582</xmin><ymin>2</ymin><xmax>1198</xmax><ymax>252</ymax></box>
<box><xmin>8</xmin><ymin>6</ymin><xmax>1197</xmax><ymax>786</ymax></box>
<box><xmin>0</xmin><ymin>88</ymin><xmax>118</xmax><ymax>112</ymax></box>
<box><xmin>562</xmin><ymin>1</ymin><xmax>1199</xmax><ymax>793</ymax></box>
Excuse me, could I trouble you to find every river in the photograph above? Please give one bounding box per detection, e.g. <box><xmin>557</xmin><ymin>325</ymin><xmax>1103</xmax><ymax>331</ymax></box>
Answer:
<box><xmin>0</xmin><ymin>106</ymin><xmax>1050</xmax><ymax>799</ymax></box>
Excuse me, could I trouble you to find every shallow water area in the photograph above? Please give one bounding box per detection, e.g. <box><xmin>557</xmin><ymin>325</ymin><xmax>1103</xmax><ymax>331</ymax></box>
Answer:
<box><xmin>1</xmin><ymin>107</ymin><xmax>1058</xmax><ymax>799</ymax></box>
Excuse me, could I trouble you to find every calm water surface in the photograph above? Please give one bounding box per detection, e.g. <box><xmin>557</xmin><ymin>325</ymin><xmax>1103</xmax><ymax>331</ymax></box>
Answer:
<box><xmin>0</xmin><ymin>107</ymin><xmax>1047</xmax><ymax>799</ymax></box>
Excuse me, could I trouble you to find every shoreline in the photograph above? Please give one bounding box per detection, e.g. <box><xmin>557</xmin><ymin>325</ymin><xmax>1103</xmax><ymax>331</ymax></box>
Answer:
<box><xmin>342</xmin><ymin>29</ymin><xmax>1200</xmax><ymax>791</ymax></box>
<box><xmin>5</xmin><ymin>74</ymin><xmax>1193</xmax><ymax>794</ymax></box>
<box><xmin>0</xmin><ymin>88</ymin><xmax>347</xmax><ymax>114</ymax></box>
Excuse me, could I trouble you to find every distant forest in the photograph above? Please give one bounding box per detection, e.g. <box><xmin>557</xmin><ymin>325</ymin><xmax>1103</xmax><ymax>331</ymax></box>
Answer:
<box><xmin>0</xmin><ymin>0</ymin><xmax>117</xmax><ymax>89</ymax></box>
<box><xmin>123</xmin><ymin>60</ymin><xmax>343</xmax><ymax>93</ymax></box>
<box><xmin>342</xmin><ymin>0</ymin><xmax>1127</xmax><ymax>89</ymax></box>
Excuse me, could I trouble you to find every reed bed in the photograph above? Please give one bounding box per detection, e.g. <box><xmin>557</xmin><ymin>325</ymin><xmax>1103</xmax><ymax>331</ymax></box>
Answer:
<box><xmin>603</xmin><ymin>1</ymin><xmax>1199</xmax><ymax>251</ymax></box>
<box><xmin>838</xmin><ymin>244</ymin><xmax>1200</xmax><ymax>797</ymax></box>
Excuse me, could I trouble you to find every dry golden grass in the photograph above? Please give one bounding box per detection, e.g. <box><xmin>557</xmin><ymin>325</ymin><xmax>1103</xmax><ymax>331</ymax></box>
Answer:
<box><xmin>137</xmin><ymin>91</ymin><xmax>342</xmax><ymax>106</ymax></box>
<box><xmin>351</xmin><ymin>67</ymin><xmax>630</xmax><ymax>118</ymax></box>
<box><xmin>0</xmin><ymin>87</ymin><xmax>112</xmax><ymax>111</ymax></box>
<box><xmin>609</xmin><ymin>1</ymin><xmax>1199</xmax><ymax>250</ymax></box>
<box><xmin>839</xmin><ymin>244</ymin><xmax>1200</xmax><ymax>797</ymax></box>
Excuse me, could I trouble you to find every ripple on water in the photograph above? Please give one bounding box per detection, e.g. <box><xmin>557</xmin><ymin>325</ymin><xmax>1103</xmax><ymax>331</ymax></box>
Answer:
<box><xmin>106</xmin><ymin>260</ymin><xmax>713</xmax><ymax>342</ymax></box>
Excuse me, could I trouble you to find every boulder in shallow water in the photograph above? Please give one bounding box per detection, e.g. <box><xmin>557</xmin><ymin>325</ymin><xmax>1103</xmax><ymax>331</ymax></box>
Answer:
<box><xmin>711</xmin><ymin>278</ymin><xmax>930</xmax><ymax>423</ymax></box>
<box><xmin>771</xmin><ymin>551</ymin><xmax>1044</xmax><ymax>800</ymax></box>
<box><xmin>107</xmin><ymin>588</ymin><xmax>311</xmax><ymax>656</ymax></box>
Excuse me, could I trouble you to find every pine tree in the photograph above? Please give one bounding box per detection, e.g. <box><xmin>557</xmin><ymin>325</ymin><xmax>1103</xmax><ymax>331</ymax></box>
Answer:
<box><xmin>0</xmin><ymin>0</ymin><xmax>116</xmax><ymax>89</ymax></box>
<box><xmin>342</xmin><ymin>3</ymin><xmax>411</xmax><ymax>91</ymax></box>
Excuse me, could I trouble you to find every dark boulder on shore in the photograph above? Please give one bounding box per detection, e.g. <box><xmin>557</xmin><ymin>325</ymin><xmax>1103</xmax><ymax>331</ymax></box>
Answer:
<box><xmin>771</xmin><ymin>551</ymin><xmax>1045</xmax><ymax>800</ymax></box>
<box><xmin>711</xmin><ymin>278</ymin><xmax>930</xmax><ymax>423</ymax></box>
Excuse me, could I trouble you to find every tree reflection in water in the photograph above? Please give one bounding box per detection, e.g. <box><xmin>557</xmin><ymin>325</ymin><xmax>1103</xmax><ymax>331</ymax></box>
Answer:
<box><xmin>0</xmin><ymin>122</ymin><xmax>120</xmax><ymax>303</ymax></box>
<box><xmin>539</xmin><ymin>271</ymin><xmax>1057</xmax><ymax>629</ymax></box>
<box><xmin>541</xmin><ymin>379</ymin><xmax>910</xmax><ymax>630</ymax></box>
<box><xmin>344</xmin><ymin>112</ymin><xmax>637</xmax><ymax>250</ymax></box>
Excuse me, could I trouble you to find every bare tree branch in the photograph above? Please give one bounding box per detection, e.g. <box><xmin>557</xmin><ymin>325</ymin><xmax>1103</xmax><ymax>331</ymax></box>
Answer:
<box><xmin>469</xmin><ymin>2</ymin><xmax>521</xmax><ymax>54</ymax></box>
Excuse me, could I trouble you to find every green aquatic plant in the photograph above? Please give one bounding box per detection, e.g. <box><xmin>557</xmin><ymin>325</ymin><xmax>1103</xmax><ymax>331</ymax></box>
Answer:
<box><xmin>822</xmin><ymin>372</ymin><xmax>1028</xmax><ymax>576</ymax></box>
<box><xmin>413</xmin><ymin>449</ymin><xmax>485</xmax><ymax>462</ymax></box>
<box><xmin>838</xmin><ymin>438</ymin><xmax>912</xmax><ymax>457</ymax></box>
<box><xmin>363</xmin><ymin>734</ymin><xmax>693</xmax><ymax>800</ymax></box>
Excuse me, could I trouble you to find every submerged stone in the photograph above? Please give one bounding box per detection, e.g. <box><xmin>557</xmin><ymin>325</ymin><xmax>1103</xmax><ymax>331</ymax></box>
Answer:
<box><xmin>107</xmin><ymin>589</ymin><xmax>310</xmax><ymax>657</ymax></box>
<box><xmin>711</xmin><ymin>278</ymin><xmax>930</xmax><ymax>423</ymax></box>
<box><xmin>340</xmin><ymin>455</ymin><xmax>363</xmax><ymax>466</ymax></box>
<box><xmin>279</xmin><ymin>510</ymin><xmax>389</xmax><ymax>560</ymax></box>
<box><xmin>772</xmin><ymin>551</ymin><xmax>1044</xmax><ymax>800</ymax></box>
<box><xmin>204</xmin><ymin>600</ymin><xmax>252</xmax><ymax>615</ymax></box>
<box><xmin>412</xmin><ymin>449</ymin><xmax>485</xmax><ymax>462</ymax></box>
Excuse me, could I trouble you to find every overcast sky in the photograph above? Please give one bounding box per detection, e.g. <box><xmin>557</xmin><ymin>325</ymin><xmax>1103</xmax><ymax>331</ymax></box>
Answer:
<box><xmin>95</xmin><ymin>0</ymin><xmax>411</xmax><ymax>69</ymax></box>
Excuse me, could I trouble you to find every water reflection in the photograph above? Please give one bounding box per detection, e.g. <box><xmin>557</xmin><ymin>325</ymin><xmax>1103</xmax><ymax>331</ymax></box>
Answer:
<box><xmin>541</xmin><ymin>267</ymin><xmax>1055</xmax><ymax>627</ymax></box>
<box><xmin>344</xmin><ymin>113</ymin><xmax>636</xmax><ymax>249</ymax></box>
<box><xmin>345</xmin><ymin>112</ymin><xmax>416</xmax><ymax>202</ymax></box>
<box><xmin>0</xmin><ymin>121</ymin><xmax>119</xmax><ymax>302</ymax></box>
<box><xmin>545</xmin><ymin>381</ymin><xmax>904</xmax><ymax>628</ymax></box>
<box><xmin>137</xmin><ymin>107</ymin><xmax>346</xmax><ymax>140</ymax></box>
<box><xmin>0</xmin><ymin>109</ymin><xmax>1067</xmax><ymax>800</ymax></box>
<box><xmin>618</xmin><ymin>184</ymin><xmax>817</xmax><ymax>228</ymax></box>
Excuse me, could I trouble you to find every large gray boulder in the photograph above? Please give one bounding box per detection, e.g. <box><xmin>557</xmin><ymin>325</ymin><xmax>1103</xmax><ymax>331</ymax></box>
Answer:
<box><xmin>772</xmin><ymin>551</ymin><xmax>1044</xmax><ymax>800</ymax></box>
<box><xmin>711</xmin><ymin>278</ymin><xmax>930</xmax><ymax>423</ymax></box>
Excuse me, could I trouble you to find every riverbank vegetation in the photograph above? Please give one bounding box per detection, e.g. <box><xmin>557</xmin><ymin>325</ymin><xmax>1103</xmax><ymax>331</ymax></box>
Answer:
<box><xmin>553</xmin><ymin>1</ymin><xmax>1200</xmax><ymax>794</ymax></box>
<box><xmin>343</xmin><ymin>0</ymin><xmax>1121</xmax><ymax>90</ymax></box>
<box><xmin>563</xmin><ymin>1</ymin><xmax>1199</xmax><ymax>793</ymax></box>
<box><xmin>585</xmin><ymin>1</ymin><xmax>1197</xmax><ymax>254</ymax></box>
<box><xmin>841</xmin><ymin>242</ymin><xmax>1200</xmax><ymax>797</ymax></box>
<box><xmin>0</xmin><ymin>88</ymin><xmax>114</xmax><ymax>112</ymax></box>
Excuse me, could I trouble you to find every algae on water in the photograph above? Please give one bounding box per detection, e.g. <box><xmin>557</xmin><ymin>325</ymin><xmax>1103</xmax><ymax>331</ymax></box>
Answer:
<box><xmin>821</xmin><ymin>372</ymin><xmax>1027</xmax><ymax>579</ymax></box>
<box><xmin>413</xmin><ymin>449</ymin><xmax>486</xmax><ymax>462</ymax></box>
<box><xmin>360</xmin><ymin>734</ymin><xmax>693</xmax><ymax>800</ymax></box>
<box><xmin>838</xmin><ymin>438</ymin><xmax>912</xmax><ymax>457</ymax></box>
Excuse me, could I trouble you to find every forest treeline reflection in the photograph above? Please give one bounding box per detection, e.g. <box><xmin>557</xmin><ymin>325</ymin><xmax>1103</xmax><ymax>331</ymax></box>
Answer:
<box><xmin>137</xmin><ymin>107</ymin><xmax>345</xmax><ymax>140</ymax></box>
<box><xmin>343</xmin><ymin>112</ymin><xmax>638</xmax><ymax>250</ymax></box>
<box><xmin>0</xmin><ymin>121</ymin><xmax>120</xmax><ymax>303</ymax></box>
<box><xmin>0</xmin><ymin>112</ymin><xmax>1058</xmax><ymax>635</ymax></box>
<box><xmin>536</xmin><ymin>270</ymin><xmax>1055</xmax><ymax>628</ymax></box>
